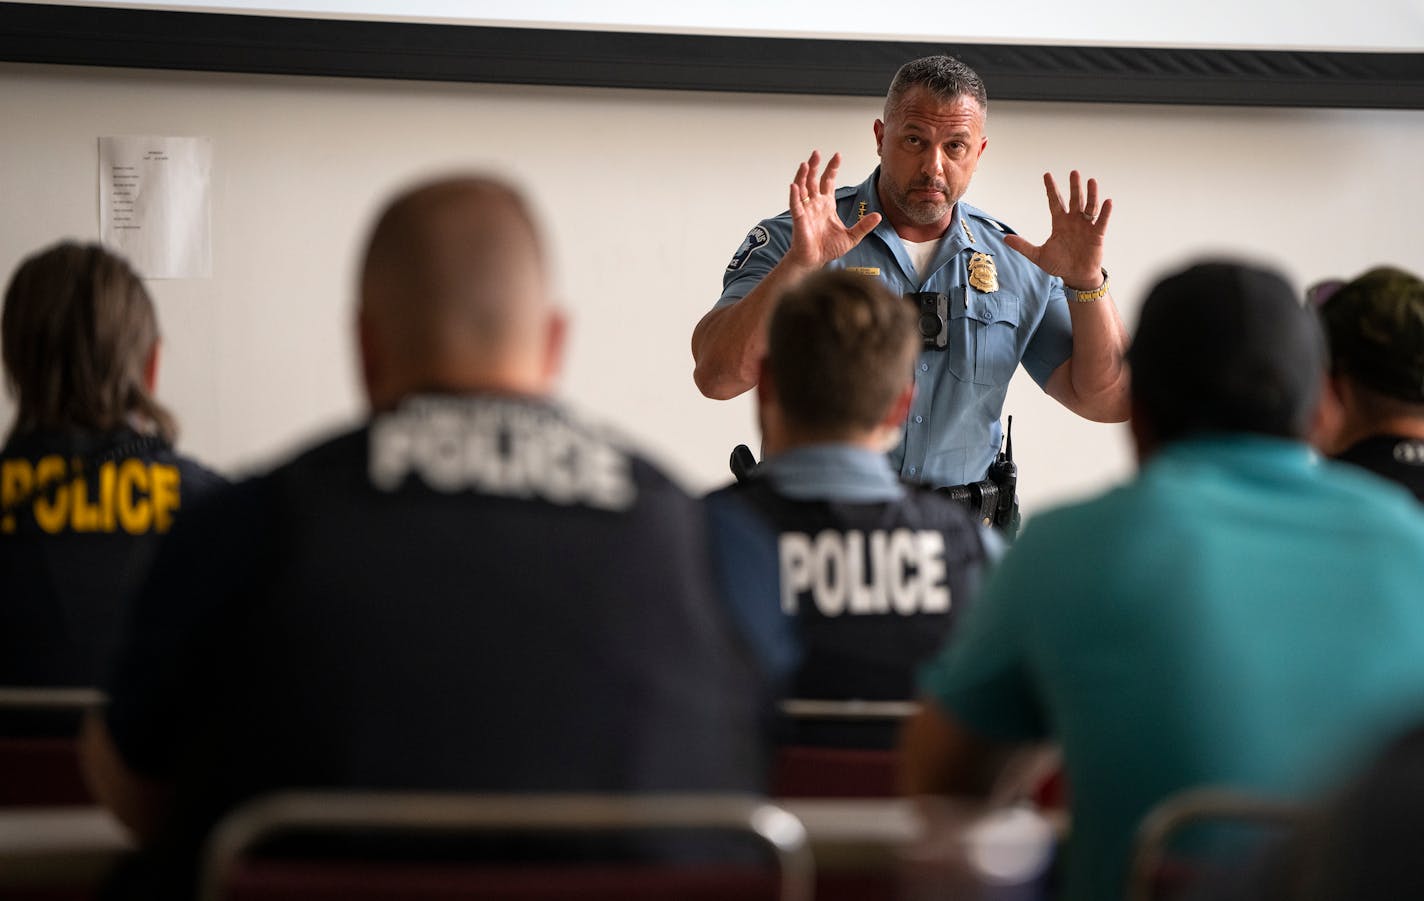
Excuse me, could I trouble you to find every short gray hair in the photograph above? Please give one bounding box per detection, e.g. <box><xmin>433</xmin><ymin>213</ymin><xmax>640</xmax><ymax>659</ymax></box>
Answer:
<box><xmin>885</xmin><ymin>55</ymin><xmax>988</xmax><ymax>119</ymax></box>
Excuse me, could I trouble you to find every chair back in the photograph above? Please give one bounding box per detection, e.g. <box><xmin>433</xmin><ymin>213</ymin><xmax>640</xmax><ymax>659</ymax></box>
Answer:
<box><xmin>0</xmin><ymin>688</ymin><xmax>105</xmax><ymax>807</ymax></box>
<box><xmin>198</xmin><ymin>792</ymin><xmax>813</xmax><ymax>901</ymax></box>
<box><xmin>772</xmin><ymin>700</ymin><xmax>915</xmax><ymax>798</ymax></box>
<box><xmin>773</xmin><ymin>747</ymin><xmax>898</xmax><ymax>799</ymax></box>
<box><xmin>1126</xmin><ymin>787</ymin><xmax>1300</xmax><ymax>901</ymax></box>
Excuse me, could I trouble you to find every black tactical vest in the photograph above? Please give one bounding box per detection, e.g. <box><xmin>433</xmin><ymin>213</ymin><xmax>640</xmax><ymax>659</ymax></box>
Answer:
<box><xmin>718</xmin><ymin>474</ymin><xmax>988</xmax><ymax>705</ymax></box>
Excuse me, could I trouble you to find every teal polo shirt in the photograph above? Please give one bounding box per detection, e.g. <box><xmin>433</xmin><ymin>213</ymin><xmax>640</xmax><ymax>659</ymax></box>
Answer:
<box><xmin>920</xmin><ymin>434</ymin><xmax>1424</xmax><ymax>901</ymax></box>
<box><xmin>716</xmin><ymin>169</ymin><xmax>1073</xmax><ymax>487</ymax></box>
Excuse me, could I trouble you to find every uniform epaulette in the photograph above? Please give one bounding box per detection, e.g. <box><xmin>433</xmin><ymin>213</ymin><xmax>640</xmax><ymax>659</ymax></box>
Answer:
<box><xmin>963</xmin><ymin>205</ymin><xmax>1017</xmax><ymax>236</ymax></box>
<box><xmin>834</xmin><ymin>184</ymin><xmax>863</xmax><ymax>214</ymax></box>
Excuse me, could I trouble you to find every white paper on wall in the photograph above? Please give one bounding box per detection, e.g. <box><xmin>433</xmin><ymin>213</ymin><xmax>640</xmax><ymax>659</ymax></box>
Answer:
<box><xmin>98</xmin><ymin>135</ymin><xmax>212</xmax><ymax>279</ymax></box>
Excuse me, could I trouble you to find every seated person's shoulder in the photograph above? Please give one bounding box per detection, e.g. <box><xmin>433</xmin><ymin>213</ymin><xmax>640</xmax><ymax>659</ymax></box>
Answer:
<box><xmin>158</xmin><ymin>451</ymin><xmax>228</xmax><ymax>508</ymax></box>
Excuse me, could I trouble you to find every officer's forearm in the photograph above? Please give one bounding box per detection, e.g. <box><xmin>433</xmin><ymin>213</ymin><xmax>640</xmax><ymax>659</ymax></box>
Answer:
<box><xmin>1053</xmin><ymin>291</ymin><xmax>1131</xmax><ymax>422</ymax></box>
<box><xmin>692</xmin><ymin>259</ymin><xmax>816</xmax><ymax>400</ymax></box>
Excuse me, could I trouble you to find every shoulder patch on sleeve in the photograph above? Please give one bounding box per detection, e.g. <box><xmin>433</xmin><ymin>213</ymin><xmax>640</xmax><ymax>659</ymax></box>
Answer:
<box><xmin>727</xmin><ymin>225</ymin><xmax>771</xmax><ymax>271</ymax></box>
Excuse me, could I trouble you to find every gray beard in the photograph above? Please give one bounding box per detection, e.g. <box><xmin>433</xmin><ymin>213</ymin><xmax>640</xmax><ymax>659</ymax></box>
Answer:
<box><xmin>895</xmin><ymin>196</ymin><xmax>952</xmax><ymax>226</ymax></box>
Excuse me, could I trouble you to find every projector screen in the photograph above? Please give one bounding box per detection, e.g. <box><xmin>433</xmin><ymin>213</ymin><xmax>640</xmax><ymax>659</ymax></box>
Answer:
<box><xmin>23</xmin><ymin>0</ymin><xmax>1424</xmax><ymax>51</ymax></box>
<box><xmin>3</xmin><ymin>1</ymin><xmax>1423</xmax><ymax>107</ymax></box>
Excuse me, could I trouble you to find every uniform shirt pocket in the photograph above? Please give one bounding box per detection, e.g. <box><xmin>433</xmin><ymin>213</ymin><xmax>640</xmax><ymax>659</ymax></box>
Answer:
<box><xmin>945</xmin><ymin>291</ymin><xmax>1023</xmax><ymax>387</ymax></box>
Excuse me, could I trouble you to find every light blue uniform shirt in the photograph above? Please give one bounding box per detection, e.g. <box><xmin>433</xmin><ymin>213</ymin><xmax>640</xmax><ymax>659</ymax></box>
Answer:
<box><xmin>718</xmin><ymin>169</ymin><xmax>1073</xmax><ymax>487</ymax></box>
<box><xmin>756</xmin><ymin>444</ymin><xmax>1004</xmax><ymax>558</ymax></box>
<box><xmin>920</xmin><ymin>434</ymin><xmax>1424</xmax><ymax>901</ymax></box>
<box><xmin>756</xmin><ymin>444</ymin><xmax>906</xmax><ymax>503</ymax></box>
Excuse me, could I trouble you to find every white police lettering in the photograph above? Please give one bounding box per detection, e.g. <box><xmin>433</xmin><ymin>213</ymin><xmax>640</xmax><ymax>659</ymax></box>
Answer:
<box><xmin>779</xmin><ymin>528</ymin><xmax>951</xmax><ymax>617</ymax></box>
<box><xmin>368</xmin><ymin>399</ymin><xmax>635</xmax><ymax>510</ymax></box>
<box><xmin>1394</xmin><ymin>440</ymin><xmax>1424</xmax><ymax>467</ymax></box>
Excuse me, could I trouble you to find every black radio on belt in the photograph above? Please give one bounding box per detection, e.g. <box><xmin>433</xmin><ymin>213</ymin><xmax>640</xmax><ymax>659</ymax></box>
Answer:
<box><xmin>937</xmin><ymin>415</ymin><xmax>1021</xmax><ymax>541</ymax></box>
<box><xmin>908</xmin><ymin>291</ymin><xmax>949</xmax><ymax>349</ymax></box>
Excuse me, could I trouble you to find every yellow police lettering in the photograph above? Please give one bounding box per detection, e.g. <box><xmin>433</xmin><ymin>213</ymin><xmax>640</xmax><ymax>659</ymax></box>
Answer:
<box><xmin>2</xmin><ymin>458</ymin><xmax>34</xmax><ymax>534</ymax></box>
<box><xmin>70</xmin><ymin>458</ymin><xmax>104</xmax><ymax>532</ymax></box>
<box><xmin>98</xmin><ymin>461</ymin><xmax>118</xmax><ymax>532</ymax></box>
<box><xmin>0</xmin><ymin>456</ymin><xmax>180</xmax><ymax>534</ymax></box>
<box><xmin>779</xmin><ymin>528</ymin><xmax>952</xmax><ymax>617</ymax></box>
<box><xmin>148</xmin><ymin>464</ymin><xmax>180</xmax><ymax>532</ymax></box>
<box><xmin>32</xmin><ymin>456</ymin><xmax>69</xmax><ymax>534</ymax></box>
<box><xmin>116</xmin><ymin>459</ymin><xmax>152</xmax><ymax>534</ymax></box>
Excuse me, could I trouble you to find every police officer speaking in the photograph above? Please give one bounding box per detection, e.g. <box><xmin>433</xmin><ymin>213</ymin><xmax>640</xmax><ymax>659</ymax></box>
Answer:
<box><xmin>692</xmin><ymin>54</ymin><xmax>1131</xmax><ymax>490</ymax></box>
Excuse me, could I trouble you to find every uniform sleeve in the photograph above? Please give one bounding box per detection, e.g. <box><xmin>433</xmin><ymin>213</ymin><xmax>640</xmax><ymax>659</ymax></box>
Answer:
<box><xmin>1020</xmin><ymin>278</ymin><xmax>1074</xmax><ymax>388</ymax></box>
<box><xmin>703</xmin><ymin>489</ymin><xmax>801</xmax><ymax>685</ymax></box>
<box><xmin>715</xmin><ymin>216</ymin><xmax>792</xmax><ymax>310</ymax></box>
<box><xmin>103</xmin><ymin>476</ymin><xmax>272</xmax><ymax>777</ymax></box>
<box><xmin>918</xmin><ymin>527</ymin><xmax>1049</xmax><ymax>742</ymax></box>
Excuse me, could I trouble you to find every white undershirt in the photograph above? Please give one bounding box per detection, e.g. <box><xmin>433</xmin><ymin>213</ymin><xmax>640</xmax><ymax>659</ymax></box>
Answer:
<box><xmin>901</xmin><ymin>237</ymin><xmax>941</xmax><ymax>282</ymax></box>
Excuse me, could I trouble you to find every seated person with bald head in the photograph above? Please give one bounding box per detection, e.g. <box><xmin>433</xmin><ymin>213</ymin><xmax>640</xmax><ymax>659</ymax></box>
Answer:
<box><xmin>82</xmin><ymin>176</ymin><xmax>765</xmax><ymax>898</ymax></box>
<box><xmin>1314</xmin><ymin>266</ymin><xmax>1424</xmax><ymax>500</ymax></box>
<box><xmin>707</xmin><ymin>269</ymin><xmax>993</xmax><ymax>747</ymax></box>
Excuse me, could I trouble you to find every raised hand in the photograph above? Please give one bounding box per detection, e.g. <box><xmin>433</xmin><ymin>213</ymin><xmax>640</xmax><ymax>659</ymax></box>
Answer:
<box><xmin>1004</xmin><ymin>171</ymin><xmax>1110</xmax><ymax>290</ymax></box>
<box><xmin>784</xmin><ymin>150</ymin><xmax>882</xmax><ymax>271</ymax></box>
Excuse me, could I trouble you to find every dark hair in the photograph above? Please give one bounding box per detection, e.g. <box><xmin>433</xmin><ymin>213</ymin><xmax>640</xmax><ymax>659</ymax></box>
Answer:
<box><xmin>885</xmin><ymin>55</ymin><xmax>988</xmax><ymax>119</ymax></box>
<box><xmin>2</xmin><ymin>242</ymin><xmax>175</xmax><ymax>442</ymax></box>
<box><xmin>1319</xmin><ymin>265</ymin><xmax>1424</xmax><ymax>403</ymax></box>
<box><xmin>1128</xmin><ymin>260</ymin><xmax>1324</xmax><ymax>444</ymax></box>
<box><xmin>767</xmin><ymin>270</ymin><xmax>919</xmax><ymax>435</ymax></box>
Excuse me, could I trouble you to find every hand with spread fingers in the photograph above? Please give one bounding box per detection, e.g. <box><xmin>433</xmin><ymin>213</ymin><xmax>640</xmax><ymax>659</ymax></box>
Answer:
<box><xmin>1004</xmin><ymin>171</ymin><xmax>1111</xmax><ymax>291</ymax></box>
<box><xmin>784</xmin><ymin>150</ymin><xmax>883</xmax><ymax>272</ymax></box>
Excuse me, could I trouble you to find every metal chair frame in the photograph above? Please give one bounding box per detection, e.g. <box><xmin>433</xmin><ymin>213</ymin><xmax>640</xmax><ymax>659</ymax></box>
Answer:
<box><xmin>778</xmin><ymin>699</ymin><xmax>919</xmax><ymax>721</ymax></box>
<box><xmin>1126</xmin><ymin>786</ymin><xmax>1301</xmax><ymax>901</ymax></box>
<box><xmin>199</xmin><ymin>792</ymin><xmax>814</xmax><ymax>901</ymax></box>
<box><xmin>0</xmin><ymin>687</ymin><xmax>106</xmax><ymax>710</ymax></box>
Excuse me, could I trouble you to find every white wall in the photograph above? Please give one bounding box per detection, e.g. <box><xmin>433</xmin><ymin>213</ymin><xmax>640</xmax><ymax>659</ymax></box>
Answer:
<box><xmin>3</xmin><ymin>61</ymin><xmax>1423</xmax><ymax>518</ymax></box>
